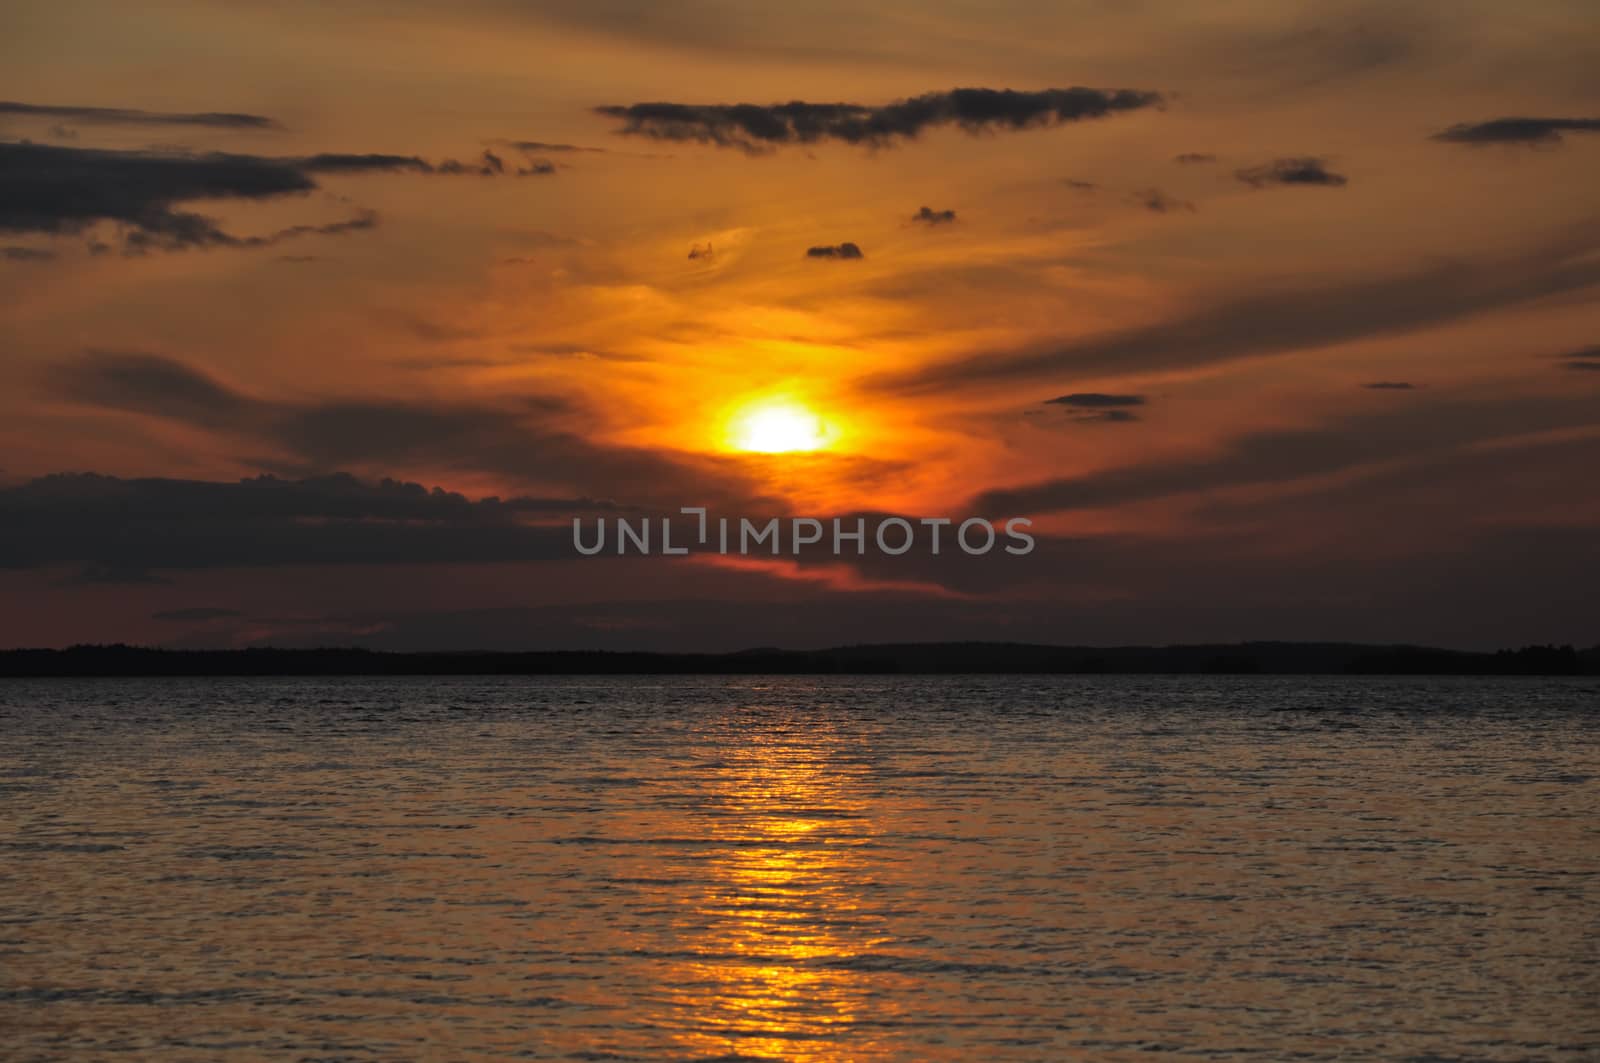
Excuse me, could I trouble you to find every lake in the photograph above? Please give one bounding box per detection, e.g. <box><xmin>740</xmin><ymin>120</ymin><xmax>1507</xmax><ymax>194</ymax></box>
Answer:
<box><xmin>2</xmin><ymin>675</ymin><xmax>1596</xmax><ymax>1060</ymax></box>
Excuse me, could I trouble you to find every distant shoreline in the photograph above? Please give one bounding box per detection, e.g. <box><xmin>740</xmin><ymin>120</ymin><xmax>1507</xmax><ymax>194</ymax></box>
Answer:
<box><xmin>1</xmin><ymin>642</ymin><xmax>1596</xmax><ymax>677</ymax></box>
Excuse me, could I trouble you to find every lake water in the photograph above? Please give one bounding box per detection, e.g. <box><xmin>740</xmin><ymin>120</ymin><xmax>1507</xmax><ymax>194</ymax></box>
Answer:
<box><xmin>2</xmin><ymin>675</ymin><xmax>1596</xmax><ymax>1061</ymax></box>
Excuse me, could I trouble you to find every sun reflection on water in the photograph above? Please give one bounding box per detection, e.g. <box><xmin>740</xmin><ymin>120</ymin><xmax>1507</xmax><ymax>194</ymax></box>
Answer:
<box><xmin>654</xmin><ymin>723</ymin><xmax>895</xmax><ymax>1060</ymax></box>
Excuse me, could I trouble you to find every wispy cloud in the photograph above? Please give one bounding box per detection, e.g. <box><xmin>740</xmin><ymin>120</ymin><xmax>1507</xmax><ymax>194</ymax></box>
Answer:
<box><xmin>1130</xmin><ymin>188</ymin><xmax>1195</xmax><ymax>213</ymax></box>
<box><xmin>0</xmin><ymin>99</ymin><xmax>280</xmax><ymax>129</ymax></box>
<box><xmin>978</xmin><ymin>393</ymin><xmax>1600</xmax><ymax>515</ymax></box>
<box><xmin>876</xmin><ymin>229</ymin><xmax>1600</xmax><ymax>391</ymax></box>
<box><xmin>1045</xmin><ymin>393</ymin><xmax>1146</xmax><ymax>408</ymax></box>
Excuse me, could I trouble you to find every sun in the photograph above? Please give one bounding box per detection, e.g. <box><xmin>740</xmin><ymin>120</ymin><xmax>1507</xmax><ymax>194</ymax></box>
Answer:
<box><xmin>728</xmin><ymin>399</ymin><xmax>831</xmax><ymax>454</ymax></box>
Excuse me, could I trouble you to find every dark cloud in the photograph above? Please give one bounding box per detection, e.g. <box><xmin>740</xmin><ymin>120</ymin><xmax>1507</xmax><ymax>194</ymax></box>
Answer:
<box><xmin>53</xmin><ymin>351</ymin><xmax>258</xmax><ymax>429</ymax></box>
<box><xmin>877</xmin><ymin>229</ymin><xmax>1600</xmax><ymax>391</ymax></box>
<box><xmin>1173</xmin><ymin>152</ymin><xmax>1216</xmax><ymax>164</ymax></box>
<box><xmin>1235</xmin><ymin>156</ymin><xmax>1348</xmax><ymax>188</ymax></box>
<box><xmin>0</xmin><ymin>141</ymin><xmax>531</xmax><ymax>251</ymax></box>
<box><xmin>500</xmin><ymin>140</ymin><xmax>606</xmax><ymax>153</ymax></box>
<box><xmin>297</xmin><ymin>153</ymin><xmax>433</xmax><ymax>174</ymax></box>
<box><xmin>2</xmin><ymin>245</ymin><xmax>55</xmax><ymax>262</ymax></box>
<box><xmin>156</xmin><ymin>514</ymin><xmax>1599</xmax><ymax>653</ymax></box>
<box><xmin>435</xmin><ymin>149</ymin><xmax>511</xmax><ymax>176</ymax></box>
<box><xmin>0</xmin><ymin>472</ymin><xmax>589</xmax><ymax>577</ymax></box>
<box><xmin>595</xmin><ymin>87</ymin><xmax>1163</xmax><ymax>153</ymax></box>
<box><xmin>301</xmin><ymin>149</ymin><xmax>553</xmax><ymax>177</ymax></box>
<box><xmin>976</xmin><ymin>392</ymin><xmax>1600</xmax><ymax>517</ymax></box>
<box><xmin>47</xmin><ymin>352</ymin><xmax>760</xmax><ymax>508</ymax></box>
<box><xmin>0</xmin><ymin>142</ymin><xmax>314</xmax><ymax>244</ymax></box>
<box><xmin>116</xmin><ymin>208</ymin><xmax>378</xmax><ymax>256</ymax></box>
<box><xmin>1045</xmin><ymin>393</ymin><xmax>1145</xmax><ymax>426</ymax></box>
<box><xmin>1076</xmin><ymin>409</ymin><xmax>1139</xmax><ymax>424</ymax></box>
<box><xmin>491</xmin><ymin>138</ymin><xmax>667</xmax><ymax>163</ymax></box>
<box><xmin>1130</xmin><ymin>188</ymin><xmax>1195</xmax><ymax>213</ymax></box>
<box><xmin>913</xmin><ymin>206</ymin><xmax>956</xmax><ymax>225</ymax></box>
<box><xmin>806</xmin><ymin>242</ymin><xmax>863</xmax><ymax>260</ymax></box>
<box><xmin>1364</xmin><ymin>381</ymin><xmax>1416</xmax><ymax>390</ymax></box>
<box><xmin>1432</xmin><ymin>117</ymin><xmax>1600</xmax><ymax>147</ymax></box>
<box><xmin>153</xmin><ymin>607</ymin><xmax>244</xmax><ymax>622</ymax></box>
<box><xmin>1045</xmin><ymin>393</ymin><xmax>1146</xmax><ymax>408</ymax></box>
<box><xmin>1558</xmin><ymin>345</ymin><xmax>1600</xmax><ymax>371</ymax></box>
<box><xmin>0</xmin><ymin>100</ymin><xmax>280</xmax><ymax>130</ymax></box>
<box><xmin>126</xmin><ymin>510</ymin><xmax>1600</xmax><ymax>653</ymax></box>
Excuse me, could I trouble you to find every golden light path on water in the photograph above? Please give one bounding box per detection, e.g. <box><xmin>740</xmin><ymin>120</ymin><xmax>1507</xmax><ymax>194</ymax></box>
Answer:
<box><xmin>650</xmin><ymin>719</ymin><xmax>898</xmax><ymax>1059</ymax></box>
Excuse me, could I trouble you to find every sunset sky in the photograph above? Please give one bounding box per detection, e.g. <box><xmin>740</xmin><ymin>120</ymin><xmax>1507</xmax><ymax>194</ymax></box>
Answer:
<box><xmin>2</xmin><ymin>0</ymin><xmax>1598</xmax><ymax>650</ymax></box>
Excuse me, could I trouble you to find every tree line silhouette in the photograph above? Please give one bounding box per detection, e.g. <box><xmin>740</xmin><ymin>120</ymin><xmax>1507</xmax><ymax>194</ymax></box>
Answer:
<box><xmin>0</xmin><ymin>641</ymin><xmax>1596</xmax><ymax>677</ymax></box>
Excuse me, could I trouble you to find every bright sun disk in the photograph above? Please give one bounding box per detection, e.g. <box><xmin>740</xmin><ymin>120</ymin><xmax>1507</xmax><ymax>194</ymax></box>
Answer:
<box><xmin>730</xmin><ymin>400</ymin><xmax>830</xmax><ymax>454</ymax></box>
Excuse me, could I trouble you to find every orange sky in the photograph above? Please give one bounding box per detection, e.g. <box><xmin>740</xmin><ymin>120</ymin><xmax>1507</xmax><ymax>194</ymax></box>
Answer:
<box><xmin>2</xmin><ymin>0</ymin><xmax>1598</xmax><ymax>649</ymax></box>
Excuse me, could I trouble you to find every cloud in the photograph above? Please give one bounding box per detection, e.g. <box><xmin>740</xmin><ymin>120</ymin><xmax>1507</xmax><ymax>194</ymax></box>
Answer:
<box><xmin>297</xmin><ymin>153</ymin><xmax>434</xmax><ymax>174</ymax></box>
<box><xmin>1432</xmin><ymin>117</ymin><xmax>1600</xmax><ymax>147</ymax></box>
<box><xmin>152</xmin><ymin>607</ymin><xmax>244</xmax><ymax>622</ymax></box>
<box><xmin>53</xmin><ymin>351</ymin><xmax>258</xmax><ymax>428</ymax></box>
<box><xmin>1235</xmin><ymin>156</ymin><xmax>1348</xmax><ymax>187</ymax></box>
<box><xmin>913</xmin><ymin>206</ymin><xmax>956</xmax><ymax>225</ymax></box>
<box><xmin>1558</xmin><ymin>345</ymin><xmax>1600</xmax><ymax>371</ymax></box>
<box><xmin>976</xmin><ymin>392</ymin><xmax>1600</xmax><ymax>516</ymax></box>
<box><xmin>1363</xmin><ymin>381</ymin><xmax>1416</xmax><ymax>389</ymax></box>
<box><xmin>115</xmin><ymin>208</ymin><xmax>378</xmax><ymax>256</ymax></box>
<box><xmin>877</xmin><ymin>228</ymin><xmax>1600</xmax><ymax>391</ymax></box>
<box><xmin>491</xmin><ymin>138</ymin><xmax>668</xmax><ymax>162</ymax></box>
<box><xmin>1130</xmin><ymin>188</ymin><xmax>1195</xmax><ymax>213</ymax></box>
<box><xmin>1044</xmin><ymin>393</ymin><xmax>1145</xmax><ymax>426</ymax></box>
<box><xmin>1173</xmin><ymin>152</ymin><xmax>1216</xmax><ymax>164</ymax></box>
<box><xmin>499</xmin><ymin>140</ymin><xmax>606</xmax><ymax>154</ymax></box>
<box><xmin>806</xmin><ymin>242</ymin><xmax>863</xmax><ymax>259</ymax></box>
<box><xmin>46</xmin><ymin>352</ymin><xmax>759</xmax><ymax>508</ymax></box>
<box><xmin>0</xmin><ymin>142</ymin><xmax>531</xmax><ymax>251</ymax></box>
<box><xmin>437</xmin><ymin>149</ymin><xmax>505</xmax><ymax>176</ymax></box>
<box><xmin>1</xmin><ymin>142</ymin><xmax>314</xmax><ymax>244</ymax></box>
<box><xmin>0</xmin><ymin>472</ymin><xmax>589</xmax><ymax>577</ymax></box>
<box><xmin>1045</xmin><ymin>393</ymin><xmax>1146</xmax><ymax>408</ymax></box>
<box><xmin>595</xmin><ymin>86</ymin><xmax>1163</xmax><ymax>153</ymax></box>
<box><xmin>301</xmin><ymin>149</ymin><xmax>554</xmax><ymax>177</ymax></box>
<box><xmin>2</xmin><ymin>245</ymin><xmax>55</xmax><ymax>262</ymax></box>
<box><xmin>1075</xmin><ymin>409</ymin><xmax>1139</xmax><ymax>424</ymax></box>
<box><xmin>0</xmin><ymin>100</ymin><xmax>280</xmax><ymax>130</ymax></box>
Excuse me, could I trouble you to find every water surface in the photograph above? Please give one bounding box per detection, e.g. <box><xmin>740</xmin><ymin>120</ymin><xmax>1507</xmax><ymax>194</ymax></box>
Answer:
<box><xmin>2</xmin><ymin>675</ymin><xmax>1596</xmax><ymax>1060</ymax></box>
